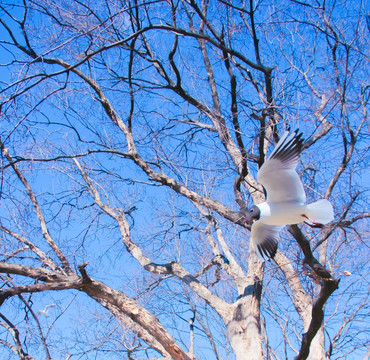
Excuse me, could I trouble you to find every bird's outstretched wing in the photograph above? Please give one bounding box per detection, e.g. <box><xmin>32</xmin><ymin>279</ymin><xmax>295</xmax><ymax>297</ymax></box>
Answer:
<box><xmin>257</xmin><ymin>130</ymin><xmax>306</xmax><ymax>204</ymax></box>
<box><xmin>251</xmin><ymin>221</ymin><xmax>284</xmax><ymax>261</ymax></box>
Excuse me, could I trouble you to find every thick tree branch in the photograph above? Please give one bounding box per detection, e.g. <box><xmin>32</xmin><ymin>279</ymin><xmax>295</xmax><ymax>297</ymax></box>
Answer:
<box><xmin>0</xmin><ymin>261</ymin><xmax>193</xmax><ymax>360</ymax></box>
<box><xmin>288</xmin><ymin>225</ymin><xmax>340</xmax><ymax>360</ymax></box>
<box><xmin>274</xmin><ymin>251</ymin><xmax>312</xmax><ymax>326</ymax></box>
<box><xmin>82</xmin><ymin>278</ymin><xmax>194</xmax><ymax>360</ymax></box>
<box><xmin>294</xmin><ymin>277</ymin><xmax>339</xmax><ymax>360</ymax></box>
<box><xmin>0</xmin><ymin>262</ymin><xmax>73</xmax><ymax>284</ymax></box>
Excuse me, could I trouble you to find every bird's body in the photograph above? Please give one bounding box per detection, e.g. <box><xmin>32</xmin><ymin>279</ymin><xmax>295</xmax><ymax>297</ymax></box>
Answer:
<box><xmin>245</xmin><ymin>130</ymin><xmax>334</xmax><ymax>261</ymax></box>
<box><xmin>256</xmin><ymin>202</ymin><xmax>306</xmax><ymax>225</ymax></box>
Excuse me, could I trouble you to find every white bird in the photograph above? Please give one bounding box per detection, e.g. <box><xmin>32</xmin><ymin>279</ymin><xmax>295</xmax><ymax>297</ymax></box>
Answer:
<box><xmin>244</xmin><ymin>130</ymin><xmax>334</xmax><ymax>261</ymax></box>
<box><xmin>38</xmin><ymin>304</ymin><xmax>56</xmax><ymax>317</ymax></box>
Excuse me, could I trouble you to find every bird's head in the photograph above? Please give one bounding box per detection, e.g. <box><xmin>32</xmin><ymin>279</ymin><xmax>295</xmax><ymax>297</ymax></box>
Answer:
<box><xmin>244</xmin><ymin>205</ymin><xmax>261</xmax><ymax>224</ymax></box>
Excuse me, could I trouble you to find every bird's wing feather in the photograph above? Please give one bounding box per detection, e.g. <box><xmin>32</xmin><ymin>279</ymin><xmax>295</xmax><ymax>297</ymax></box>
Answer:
<box><xmin>251</xmin><ymin>221</ymin><xmax>284</xmax><ymax>261</ymax></box>
<box><xmin>257</xmin><ymin>130</ymin><xmax>306</xmax><ymax>204</ymax></box>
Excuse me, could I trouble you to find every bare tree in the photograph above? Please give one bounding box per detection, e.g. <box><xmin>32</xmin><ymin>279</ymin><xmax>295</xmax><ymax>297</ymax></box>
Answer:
<box><xmin>0</xmin><ymin>0</ymin><xmax>368</xmax><ymax>359</ymax></box>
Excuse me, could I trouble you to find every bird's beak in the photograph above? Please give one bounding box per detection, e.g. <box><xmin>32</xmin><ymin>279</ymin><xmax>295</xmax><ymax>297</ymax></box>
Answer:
<box><xmin>244</xmin><ymin>214</ymin><xmax>253</xmax><ymax>224</ymax></box>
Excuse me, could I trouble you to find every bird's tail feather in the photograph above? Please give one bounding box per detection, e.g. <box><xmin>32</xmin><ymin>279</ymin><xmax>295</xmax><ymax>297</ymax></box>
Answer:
<box><xmin>306</xmin><ymin>199</ymin><xmax>334</xmax><ymax>224</ymax></box>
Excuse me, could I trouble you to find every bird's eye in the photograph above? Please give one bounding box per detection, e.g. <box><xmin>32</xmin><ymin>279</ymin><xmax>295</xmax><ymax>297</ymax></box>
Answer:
<box><xmin>251</xmin><ymin>209</ymin><xmax>254</xmax><ymax>212</ymax></box>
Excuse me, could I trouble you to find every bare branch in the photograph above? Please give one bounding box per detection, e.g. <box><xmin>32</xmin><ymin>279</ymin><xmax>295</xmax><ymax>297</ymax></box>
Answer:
<box><xmin>0</xmin><ymin>313</ymin><xmax>36</xmax><ymax>360</ymax></box>
<box><xmin>0</xmin><ymin>225</ymin><xmax>57</xmax><ymax>271</ymax></box>
<box><xmin>0</xmin><ymin>144</ymin><xmax>72</xmax><ymax>273</ymax></box>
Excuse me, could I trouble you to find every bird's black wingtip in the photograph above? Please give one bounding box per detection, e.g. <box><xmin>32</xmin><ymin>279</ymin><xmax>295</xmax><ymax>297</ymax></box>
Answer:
<box><xmin>294</xmin><ymin>130</ymin><xmax>305</xmax><ymax>149</ymax></box>
<box><xmin>270</xmin><ymin>129</ymin><xmax>305</xmax><ymax>162</ymax></box>
<box><xmin>257</xmin><ymin>237</ymin><xmax>278</xmax><ymax>261</ymax></box>
<box><xmin>287</xmin><ymin>128</ymin><xmax>304</xmax><ymax>140</ymax></box>
<box><xmin>292</xmin><ymin>128</ymin><xmax>304</xmax><ymax>142</ymax></box>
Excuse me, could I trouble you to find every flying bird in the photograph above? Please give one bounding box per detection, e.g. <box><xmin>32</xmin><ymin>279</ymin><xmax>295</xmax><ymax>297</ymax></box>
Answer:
<box><xmin>38</xmin><ymin>304</ymin><xmax>56</xmax><ymax>317</ymax></box>
<box><xmin>244</xmin><ymin>130</ymin><xmax>334</xmax><ymax>261</ymax></box>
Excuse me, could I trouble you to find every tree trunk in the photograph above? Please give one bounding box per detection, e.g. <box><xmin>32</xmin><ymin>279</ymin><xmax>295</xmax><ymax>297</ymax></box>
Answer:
<box><xmin>226</xmin><ymin>253</ymin><xmax>264</xmax><ymax>360</ymax></box>
<box><xmin>308</xmin><ymin>327</ymin><xmax>326</xmax><ymax>360</ymax></box>
<box><xmin>226</xmin><ymin>300</ymin><xmax>264</xmax><ymax>360</ymax></box>
<box><xmin>306</xmin><ymin>246</ymin><xmax>328</xmax><ymax>360</ymax></box>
